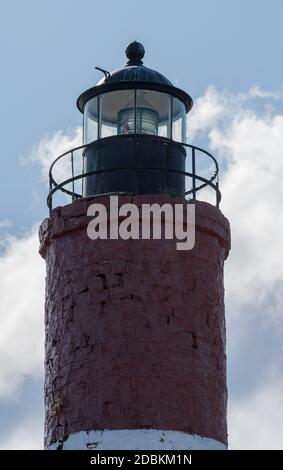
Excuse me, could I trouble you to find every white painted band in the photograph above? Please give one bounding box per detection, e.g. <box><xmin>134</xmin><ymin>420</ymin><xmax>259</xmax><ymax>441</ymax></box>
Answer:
<box><xmin>48</xmin><ymin>429</ymin><xmax>226</xmax><ymax>450</ymax></box>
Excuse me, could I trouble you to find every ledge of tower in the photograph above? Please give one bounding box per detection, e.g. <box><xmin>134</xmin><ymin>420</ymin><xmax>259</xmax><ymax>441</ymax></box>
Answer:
<box><xmin>39</xmin><ymin>197</ymin><xmax>231</xmax><ymax>260</ymax></box>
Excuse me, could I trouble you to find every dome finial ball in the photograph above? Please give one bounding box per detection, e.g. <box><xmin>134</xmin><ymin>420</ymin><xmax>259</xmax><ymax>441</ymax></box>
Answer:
<box><xmin>125</xmin><ymin>41</ymin><xmax>145</xmax><ymax>65</ymax></box>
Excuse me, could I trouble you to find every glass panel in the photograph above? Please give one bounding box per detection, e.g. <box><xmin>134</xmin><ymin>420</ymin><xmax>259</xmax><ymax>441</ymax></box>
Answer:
<box><xmin>84</xmin><ymin>91</ymin><xmax>181</xmax><ymax>142</ymax></box>
<box><xmin>100</xmin><ymin>90</ymin><xmax>135</xmax><ymax>138</ymax></box>
<box><xmin>136</xmin><ymin>90</ymin><xmax>171</xmax><ymax>137</ymax></box>
<box><xmin>158</xmin><ymin>123</ymin><xmax>169</xmax><ymax>138</ymax></box>
<box><xmin>172</xmin><ymin>98</ymin><xmax>186</xmax><ymax>143</ymax></box>
<box><xmin>84</xmin><ymin>97</ymin><xmax>98</xmax><ymax>144</ymax></box>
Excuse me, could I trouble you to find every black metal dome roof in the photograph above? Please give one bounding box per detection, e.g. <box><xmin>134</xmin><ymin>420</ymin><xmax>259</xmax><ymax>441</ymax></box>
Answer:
<box><xmin>77</xmin><ymin>42</ymin><xmax>193</xmax><ymax>113</ymax></box>
<box><xmin>96</xmin><ymin>65</ymin><xmax>173</xmax><ymax>86</ymax></box>
<box><xmin>96</xmin><ymin>41</ymin><xmax>173</xmax><ymax>86</ymax></box>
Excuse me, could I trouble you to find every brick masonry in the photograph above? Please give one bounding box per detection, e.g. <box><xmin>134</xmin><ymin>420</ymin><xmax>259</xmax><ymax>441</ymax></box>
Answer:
<box><xmin>39</xmin><ymin>195</ymin><xmax>231</xmax><ymax>448</ymax></box>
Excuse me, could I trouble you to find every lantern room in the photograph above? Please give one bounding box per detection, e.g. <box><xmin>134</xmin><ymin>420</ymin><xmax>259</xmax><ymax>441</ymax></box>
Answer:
<box><xmin>47</xmin><ymin>42</ymin><xmax>221</xmax><ymax>212</ymax></box>
<box><xmin>76</xmin><ymin>41</ymin><xmax>193</xmax><ymax>197</ymax></box>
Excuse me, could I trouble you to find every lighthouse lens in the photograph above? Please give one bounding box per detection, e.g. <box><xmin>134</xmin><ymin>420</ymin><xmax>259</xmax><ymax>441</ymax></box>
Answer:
<box><xmin>117</xmin><ymin>108</ymin><xmax>135</xmax><ymax>134</ymax></box>
<box><xmin>136</xmin><ymin>108</ymin><xmax>159</xmax><ymax>134</ymax></box>
<box><xmin>117</xmin><ymin>107</ymin><xmax>159</xmax><ymax>135</ymax></box>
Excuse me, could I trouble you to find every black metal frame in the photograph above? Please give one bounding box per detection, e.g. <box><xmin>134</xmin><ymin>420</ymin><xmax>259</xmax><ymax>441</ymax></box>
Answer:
<box><xmin>47</xmin><ymin>136</ymin><xmax>221</xmax><ymax>213</ymax></box>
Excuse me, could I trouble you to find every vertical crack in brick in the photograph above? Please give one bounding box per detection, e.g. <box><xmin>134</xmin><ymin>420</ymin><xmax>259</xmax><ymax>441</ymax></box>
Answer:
<box><xmin>100</xmin><ymin>300</ymin><xmax>106</xmax><ymax>314</ymax></box>
<box><xmin>192</xmin><ymin>332</ymin><xmax>198</xmax><ymax>350</ymax></box>
<box><xmin>115</xmin><ymin>272</ymin><xmax>125</xmax><ymax>287</ymax></box>
<box><xmin>96</xmin><ymin>274</ymin><xmax>108</xmax><ymax>290</ymax></box>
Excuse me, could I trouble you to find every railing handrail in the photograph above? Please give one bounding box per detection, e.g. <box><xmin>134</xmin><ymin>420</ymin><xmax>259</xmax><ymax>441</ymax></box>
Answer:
<box><xmin>47</xmin><ymin>138</ymin><xmax>221</xmax><ymax>212</ymax></box>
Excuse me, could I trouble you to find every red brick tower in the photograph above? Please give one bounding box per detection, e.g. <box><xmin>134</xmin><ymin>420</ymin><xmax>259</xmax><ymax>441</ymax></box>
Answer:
<box><xmin>40</xmin><ymin>42</ymin><xmax>231</xmax><ymax>450</ymax></box>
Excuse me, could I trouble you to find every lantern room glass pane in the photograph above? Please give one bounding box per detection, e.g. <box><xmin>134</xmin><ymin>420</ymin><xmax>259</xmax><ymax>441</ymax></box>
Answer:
<box><xmin>84</xmin><ymin>91</ymin><xmax>186</xmax><ymax>143</ymax></box>
<box><xmin>172</xmin><ymin>97</ymin><xmax>186</xmax><ymax>143</ymax></box>
<box><xmin>84</xmin><ymin>97</ymin><xmax>98</xmax><ymax>144</ymax></box>
<box><xmin>136</xmin><ymin>90</ymin><xmax>171</xmax><ymax>137</ymax></box>
<box><xmin>100</xmin><ymin>90</ymin><xmax>135</xmax><ymax>138</ymax></box>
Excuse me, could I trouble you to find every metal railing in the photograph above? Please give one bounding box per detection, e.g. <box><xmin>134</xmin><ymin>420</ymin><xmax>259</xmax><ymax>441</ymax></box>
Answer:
<box><xmin>47</xmin><ymin>141</ymin><xmax>221</xmax><ymax>213</ymax></box>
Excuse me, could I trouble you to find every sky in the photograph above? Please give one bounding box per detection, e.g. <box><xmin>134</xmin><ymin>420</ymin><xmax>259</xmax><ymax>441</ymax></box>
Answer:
<box><xmin>0</xmin><ymin>0</ymin><xmax>283</xmax><ymax>449</ymax></box>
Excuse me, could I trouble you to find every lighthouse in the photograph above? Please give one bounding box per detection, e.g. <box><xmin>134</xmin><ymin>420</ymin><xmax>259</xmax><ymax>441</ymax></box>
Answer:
<box><xmin>39</xmin><ymin>42</ymin><xmax>231</xmax><ymax>450</ymax></box>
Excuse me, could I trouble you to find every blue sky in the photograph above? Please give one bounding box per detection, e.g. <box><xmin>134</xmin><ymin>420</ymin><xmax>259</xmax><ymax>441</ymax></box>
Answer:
<box><xmin>0</xmin><ymin>0</ymin><xmax>283</xmax><ymax>449</ymax></box>
<box><xmin>1</xmin><ymin>0</ymin><xmax>282</xmax><ymax>229</ymax></box>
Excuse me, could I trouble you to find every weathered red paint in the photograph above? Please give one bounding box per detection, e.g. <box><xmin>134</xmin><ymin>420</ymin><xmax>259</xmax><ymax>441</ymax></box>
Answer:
<box><xmin>39</xmin><ymin>196</ymin><xmax>231</xmax><ymax>448</ymax></box>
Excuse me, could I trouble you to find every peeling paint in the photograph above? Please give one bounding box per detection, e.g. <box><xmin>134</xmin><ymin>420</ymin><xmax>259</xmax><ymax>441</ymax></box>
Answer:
<box><xmin>48</xmin><ymin>429</ymin><xmax>227</xmax><ymax>450</ymax></box>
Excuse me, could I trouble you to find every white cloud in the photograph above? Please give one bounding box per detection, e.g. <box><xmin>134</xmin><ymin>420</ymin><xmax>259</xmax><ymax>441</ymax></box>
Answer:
<box><xmin>220</xmin><ymin>112</ymin><xmax>283</xmax><ymax>313</ymax></box>
<box><xmin>248</xmin><ymin>85</ymin><xmax>283</xmax><ymax>100</ymax></box>
<box><xmin>189</xmin><ymin>85</ymin><xmax>283</xmax><ymax>140</ymax></box>
<box><xmin>0</xmin><ymin>127</ymin><xmax>82</xmax><ymax>402</ymax></box>
<box><xmin>189</xmin><ymin>86</ymin><xmax>228</xmax><ymax>138</ymax></box>
<box><xmin>24</xmin><ymin>127</ymin><xmax>82</xmax><ymax>184</ymax></box>
<box><xmin>0</xmin><ymin>227</ymin><xmax>45</xmax><ymax>399</ymax></box>
<box><xmin>190</xmin><ymin>88</ymin><xmax>283</xmax><ymax>323</ymax></box>
<box><xmin>189</xmin><ymin>86</ymin><xmax>283</xmax><ymax>449</ymax></box>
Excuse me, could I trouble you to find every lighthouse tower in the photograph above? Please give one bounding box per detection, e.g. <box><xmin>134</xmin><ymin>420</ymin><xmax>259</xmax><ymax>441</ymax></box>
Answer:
<box><xmin>39</xmin><ymin>42</ymin><xmax>231</xmax><ymax>450</ymax></box>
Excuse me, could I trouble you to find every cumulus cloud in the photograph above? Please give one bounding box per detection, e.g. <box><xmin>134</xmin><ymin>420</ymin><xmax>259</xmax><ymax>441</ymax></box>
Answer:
<box><xmin>0</xmin><ymin>227</ymin><xmax>45</xmax><ymax>399</ymax></box>
<box><xmin>248</xmin><ymin>85</ymin><xmax>283</xmax><ymax>100</ymax></box>
<box><xmin>189</xmin><ymin>85</ymin><xmax>283</xmax><ymax>141</ymax></box>
<box><xmin>189</xmin><ymin>85</ymin><xmax>283</xmax><ymax>449</ymax></box>
<box><xmin>22</xmin><ymin>126</ymin><xmax>83</xmax><ymax>207</ymax></box>
<box><xmin>0</xmin><ymin>128</ymin><xmax>81</xmax><ymax>403</ymax></box>
<box><xmin>190</xmin><ymin>86</ymin><xmax>283</xmax><ymax>322</ymax></box>
<box><xmin>23</xmin><ymin>127</ymin><xmax>82</xmax><ymax>185</ymax></box>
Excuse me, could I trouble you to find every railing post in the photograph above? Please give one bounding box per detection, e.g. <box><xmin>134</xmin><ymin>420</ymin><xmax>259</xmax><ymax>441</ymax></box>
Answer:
<box><xmin>49</xmin><ymin>175</ymin><xmax>52</xmax><ymax>214</ymax></box>
<box><xmin>71</xmin><ymin>151</ymin><xmax>75</xmax><ymax>201</ymax></box>
<box><xmin>192</xmin><ymin>147</ymin><xmax>196</xmax><ymax>200</ymax></box>
<box><xmin>216</xmin><ymin>177</ymin><xmax>220</xmax><ymax>208</ymax></box>
<box><xmin>82</xmin><ymin>151</ymin><xmax>85</xmax><ymax>197</ymax></box>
